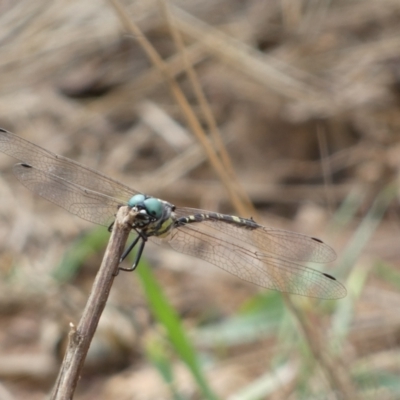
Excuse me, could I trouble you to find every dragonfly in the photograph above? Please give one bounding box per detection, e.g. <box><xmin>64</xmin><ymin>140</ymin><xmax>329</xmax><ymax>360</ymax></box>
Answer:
<box><xmin>0</xmin><ymin>128</ymin><xmax>346</xmax><ymax>299</ymax></box>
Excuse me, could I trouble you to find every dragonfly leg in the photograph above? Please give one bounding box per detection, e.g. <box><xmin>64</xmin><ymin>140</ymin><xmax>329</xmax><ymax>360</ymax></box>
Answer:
<box><xmin>119</xmin><ymin>229</ymin><xmax>148</xmax><ymax>272</ymax></box>
<box><xmin>120</xmin><ymin>234</ymin><xmax>141</xmax><ymax>263</ymax></box>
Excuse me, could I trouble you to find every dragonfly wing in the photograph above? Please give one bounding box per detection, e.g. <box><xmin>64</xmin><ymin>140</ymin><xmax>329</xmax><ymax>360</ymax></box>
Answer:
<box><xmin>160</xmin><ymin>214</ymin><xmax>346</xmax><ymax>299</ymax></box>
<box><xmin>0</xmin><ymin>128</ymin><xmax>137</xmax><ymax>202</ymax></box>
<box><xmin>174</xmin><ymin>207</ymin><xmax>336</xmax><ymax>263</ymax></box>
<box><xmin>13</xmin><ymin>163</ymin><xmax>123</xmax><ymax>227</ymax></box>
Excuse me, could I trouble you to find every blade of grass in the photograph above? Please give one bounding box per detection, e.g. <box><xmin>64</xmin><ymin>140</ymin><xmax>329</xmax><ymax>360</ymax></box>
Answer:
<box><xmin>337</xmin><ymin>183</ymin><xmax>397</xmax><ymax>277</ymax></box>
<box><xmin>159</xmin><ymin>0</ymin><xmax>257</xmax><ymax>217</ymax></box>
<box><xmin>135</xmin><ymin>259</ymin><xmax>219</xmax><ymax>400</ymax></box>
<box><xmin>146</xmin><ymin>337</ymin><xmax>186</xmax><ymax>400</ymax></box>
<box><xmin>330</xmin><ymin>183</ymin><xmax>397</xmax><ymax>342</ymax></box>
<box><xmin>108</xmin><ymin>0</ymin><xmax>251</xmax><ymax>217</ymax></box>
<box><xmin>53</xmin><ymin>226</ymin><xmax>110</xmax><ymax>283</ymax></box>
<box><xmin>192</xmin><ymin>292</ymin><xmax>284</xmax><ymax>348</ymax></box>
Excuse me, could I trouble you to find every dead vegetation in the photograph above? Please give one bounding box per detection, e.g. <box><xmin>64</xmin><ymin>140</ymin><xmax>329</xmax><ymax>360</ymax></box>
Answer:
<box><xmin>0</xmin><ymin>0</ymin><xmax>400</xmax><ymax>399</ymax></box>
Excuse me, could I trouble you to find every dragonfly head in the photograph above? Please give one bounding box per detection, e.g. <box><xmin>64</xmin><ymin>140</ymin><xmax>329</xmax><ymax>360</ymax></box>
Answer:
<box><xmin>128</xmin><ymin>194</ymin><xmax>167</xmax><ymax>227</ymax></box>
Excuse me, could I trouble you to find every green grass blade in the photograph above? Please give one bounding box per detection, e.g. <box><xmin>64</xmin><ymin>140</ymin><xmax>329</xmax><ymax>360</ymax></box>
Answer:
<box><xmin>136</xmin><ymin>260</ymin><xmax>219</xmax><ymax>400</ymax></box>
<box><xmin>146</xmin><ymin>338</ymin><xmax>186</xmax><ymax>400</ymax></box>
<box><xmin>53</xmin><ymin>226</ymin><xmax>110</xmax><ymax>282</ymax></box>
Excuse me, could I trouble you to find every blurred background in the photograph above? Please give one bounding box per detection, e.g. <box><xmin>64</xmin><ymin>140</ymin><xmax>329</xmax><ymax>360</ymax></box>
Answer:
<box><xmin>0</xmin><ymin>0</ymin><xmax>399</xmax><ymax>399</ymax></box>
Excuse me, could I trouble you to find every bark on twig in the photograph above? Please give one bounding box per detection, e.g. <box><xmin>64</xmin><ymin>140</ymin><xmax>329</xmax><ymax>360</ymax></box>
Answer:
<box><xmin>50</xmin><ymin>206</ymin><xmax>136</xmax><ymax>400</ymax></box>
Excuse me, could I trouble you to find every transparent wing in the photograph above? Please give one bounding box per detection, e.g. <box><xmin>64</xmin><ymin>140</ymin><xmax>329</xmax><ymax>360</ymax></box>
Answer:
<box><xmin>13</xmin><ymin>163</ymin><xmax>123</xmax><ymax>227</ymax></box>
<box><xmin>174</xmin><ymin>207</ymin><xmax>336</xmax><ymax>263</ymax></box>
<box><xmin>0</xmin><ymin>128</ymin><xmax>138</xmax><ymax>202</ymax></box>
<box><xmin>158</xmin><ymin>209</ymin><xmax>346</xmax><ymax>299</ymax></box>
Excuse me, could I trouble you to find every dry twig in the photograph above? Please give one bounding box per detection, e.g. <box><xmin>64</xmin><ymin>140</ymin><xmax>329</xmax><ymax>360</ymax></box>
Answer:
<box><xmin>50</xmin><ymin>206</ymin><xmax>137</xmax><ymax>400</ymax></box>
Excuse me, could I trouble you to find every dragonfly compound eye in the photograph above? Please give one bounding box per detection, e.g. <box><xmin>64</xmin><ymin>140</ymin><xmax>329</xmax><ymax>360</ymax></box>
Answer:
<box><xmin>128</xmin><ymin>194</ymin><xmax>146</xmax><ymax>208</ymax></box>
<box><xmin>144</xmin><ymin>198</ymin><xmax>163</xmax><ymax>219</ymax></box>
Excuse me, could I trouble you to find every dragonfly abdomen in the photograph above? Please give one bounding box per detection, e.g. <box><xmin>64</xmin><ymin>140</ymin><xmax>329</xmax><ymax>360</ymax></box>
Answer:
<box><xmin>176</xmin><ymin>212</ymin><xmax>259</xmax><ymax>230</ymax></box>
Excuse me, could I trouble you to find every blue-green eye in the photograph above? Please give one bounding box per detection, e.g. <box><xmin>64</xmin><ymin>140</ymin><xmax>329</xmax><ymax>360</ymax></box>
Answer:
<box><xmin>128</xmin><ymin>194</ymin><xmax>145</xmax><ymax>208</ymax></box>
<box><xmin>144</xmin><ymin>198</ymin><xmax>163</xmax><ymax>219</ymax></box>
